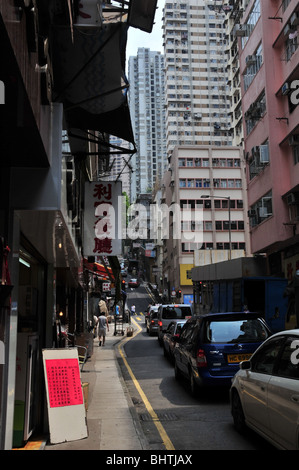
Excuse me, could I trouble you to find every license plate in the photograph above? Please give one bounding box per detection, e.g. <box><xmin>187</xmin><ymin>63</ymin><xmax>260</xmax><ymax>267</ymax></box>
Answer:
<box><xmin>227</xmin><ymin>353</ymin><xmax>251</xmax><ymax>364</ymax></box>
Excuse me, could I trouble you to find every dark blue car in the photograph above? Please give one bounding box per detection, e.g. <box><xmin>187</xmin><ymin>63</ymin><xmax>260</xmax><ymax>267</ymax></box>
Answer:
<box><xmin>173</xmin><ymin>312</ymin><xmax>271</xmax><ymax>395</ymax></box>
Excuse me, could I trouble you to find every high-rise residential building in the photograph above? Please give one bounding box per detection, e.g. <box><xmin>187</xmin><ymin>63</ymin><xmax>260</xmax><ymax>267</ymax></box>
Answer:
<box><xmin>162</xmin><ymin>0</ymin><xmax>233</xmax><ymax>158</ymax></box>
<box><xmin>128</xmin><ymin>48</ymin><xmax>167</xmax><ymax>202</ymax></box>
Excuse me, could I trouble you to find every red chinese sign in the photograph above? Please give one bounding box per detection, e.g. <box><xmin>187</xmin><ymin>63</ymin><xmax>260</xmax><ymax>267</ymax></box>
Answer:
<box><xmin>45</xmin><ymin>359</ymin><xmax>83</xmax><ymax>408</ymax></box>
<box><xmin>84</xmin><ymin>181</ymin><xmax>123</xmax><ymax>256</ymax></box>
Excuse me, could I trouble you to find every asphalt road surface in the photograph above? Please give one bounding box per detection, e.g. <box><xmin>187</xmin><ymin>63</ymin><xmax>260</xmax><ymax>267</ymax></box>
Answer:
<box><xmin>118</xmin><ymin>282</ymin><xmax>275</xmax><ymax>451</ymax></box>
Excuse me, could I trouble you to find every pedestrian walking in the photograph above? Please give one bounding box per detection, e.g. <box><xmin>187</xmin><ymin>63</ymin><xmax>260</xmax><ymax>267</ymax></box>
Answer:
<box><xmin>131</xmin><ymin>304</ymin><xmax>136</xmax><ymax>316</ymax></box>
<box><xmin>97</xmin><ymin>313</ymin><xmax>109</xmax><ymax>346</ymax></box>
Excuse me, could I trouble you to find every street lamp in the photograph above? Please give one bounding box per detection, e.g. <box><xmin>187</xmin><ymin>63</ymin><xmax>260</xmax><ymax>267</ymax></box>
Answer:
<box><xmin>201</xmin><ymin>194</ymin><xmax>232</xmax><ymax>260</ymax></box>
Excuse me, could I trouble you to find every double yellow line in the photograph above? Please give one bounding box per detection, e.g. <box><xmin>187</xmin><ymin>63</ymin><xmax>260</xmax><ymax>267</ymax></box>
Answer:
<box><xmin>117</xmin><ymin>318</ymin><xmax>175</xmax><ymax>451</ymax></box>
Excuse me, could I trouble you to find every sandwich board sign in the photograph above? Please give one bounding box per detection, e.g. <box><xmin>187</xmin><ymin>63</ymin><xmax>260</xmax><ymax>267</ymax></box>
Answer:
<box><xmin>42</xmin><ymin>348</ymin><xmax>88</xmax><ymax>444</ymax></box>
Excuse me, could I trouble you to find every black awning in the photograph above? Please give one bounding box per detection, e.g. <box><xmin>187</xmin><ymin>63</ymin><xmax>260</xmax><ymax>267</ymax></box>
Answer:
<box><xmin>64</xmin><ymin>99</ymin><xmax>136</xmax><ymax>148</ymax></box>
<box><xmin>49</xmin><ymin>21</ymin><xmax>136</xmax><ymax>146</ymax></box>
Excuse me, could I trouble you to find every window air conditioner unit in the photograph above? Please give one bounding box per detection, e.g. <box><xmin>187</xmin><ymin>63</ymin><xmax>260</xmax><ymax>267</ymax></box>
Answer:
<box><xmin>246</xmin><ymin>55</ymin><xmax>256</xmax><ymax>65</ymax></box>
<box><xmin>235</xmin><ymin>24</ymin><xmax>247</xmax><ymax>37</ymax></box>
<box><xmin>281</xmin><ymin>82</ymin><xmax>290</xmax><ymax>95</ymax></box>
<box><xmin>259</xmin><ymin>145</ymin><xmax>269</xmax><ymax>163</ymax></box>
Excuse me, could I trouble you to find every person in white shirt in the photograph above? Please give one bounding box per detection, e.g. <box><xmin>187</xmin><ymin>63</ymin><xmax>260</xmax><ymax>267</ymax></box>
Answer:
<box><xmin>97</xmin><ymin>314</ymin><xmax>109</xmax><ymax>346</ymax></box>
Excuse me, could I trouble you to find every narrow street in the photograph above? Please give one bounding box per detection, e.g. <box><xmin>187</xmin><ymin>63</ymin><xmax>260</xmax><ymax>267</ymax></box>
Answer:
<box><xmin>118</xmin><ymin>283</ymin><xmax>275</xmax><ymax>451</ymax></box>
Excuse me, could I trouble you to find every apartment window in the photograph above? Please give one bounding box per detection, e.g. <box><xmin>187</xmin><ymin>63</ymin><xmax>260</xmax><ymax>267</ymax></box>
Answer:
<box><xmin>293</xmin><ymin>145</ymin><xmax>299</xmax><ymax>165</ymax></box>
<box><xmin>213</xmin><ymin>178</ymin><xmax>242</xmax><ymax>188</ymax></box>
<box><xmin>249</xmin><ymin>141</ymin><xmax>269</xmax><ymax>180</ymax></box>
<box><xmin>245</xmin><ymin>91</ymin><xmax>266</xmax><ymax>136</ymax></box>
<box><xmin>285</xmin><ymin>35</ymin><xmax>298</xmax><ymax>62</ymax></box>
<box><xmin>243</xmin><ymin>42</ymin><xmax>263</xmax><ymax>91</ymax></box>
<box><xmin>241</xmin><ymin>0</ymin><xmax>261</xmax><ymax>48</ymax></box>
<box><xmin>181</xmin><ymin>242</ymin><xmax>202</xmax><ymax>253</ymax></box>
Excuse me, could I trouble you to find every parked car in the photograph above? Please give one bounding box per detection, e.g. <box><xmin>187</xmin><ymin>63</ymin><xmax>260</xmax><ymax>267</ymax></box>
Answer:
<box><xmin>173</xmin><ymin>312</ymin><xmax>271</xmax><ymax>395</ymax></box>
<box><xmin>231</xmin><ymin>328</ymin><xmax>299</xmax><ymax>450</ymax></box>
<box><xmin>146</xmin><ymin>308</ymin><xmax>159</xmax><ymax>336</ymax></box>
<box><xmin>128</xmin><ymin>278</ymin><xmax>140</xmax><ymax>288</ymax></box>
<box><xmin>157</xmin><ymin>304</ymin><xmax>192</xmax><ymax>345</ymax></box>
<box><xmin>163</xmin><ymin>320</ymin><xmax>186</xmax><ymax>361</ymax></box>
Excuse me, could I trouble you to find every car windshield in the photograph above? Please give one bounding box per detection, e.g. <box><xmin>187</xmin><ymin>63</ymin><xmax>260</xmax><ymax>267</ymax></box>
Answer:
<box><xmin>162</xmin><ymin>306</ymin><xmax>191</xmax><ymax>319</ymax></box>
<box><xmin>205</xmin><ymin>319</ymin><xmax>269</xmax><ymax>344</ymax></box>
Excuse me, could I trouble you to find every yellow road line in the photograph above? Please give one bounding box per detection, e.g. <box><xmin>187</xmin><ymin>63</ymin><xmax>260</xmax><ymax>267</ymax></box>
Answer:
<box><xmin>118</xmin><ymin>318</ymin><xmax>175</xmax><ymax>451</ymax></box>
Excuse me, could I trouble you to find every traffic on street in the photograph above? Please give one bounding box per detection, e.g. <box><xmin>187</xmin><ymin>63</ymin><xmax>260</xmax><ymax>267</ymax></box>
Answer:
<box><xmin>118</xmin><ymin>280</ymin><xmax>277</xmax><ymax>451</ymax></box>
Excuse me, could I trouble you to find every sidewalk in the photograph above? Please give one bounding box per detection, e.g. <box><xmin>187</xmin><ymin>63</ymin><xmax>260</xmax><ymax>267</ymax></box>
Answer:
<box><xmin>45</xmin><ymin>320</ymin><xmax>148</xmax><ymax>451</ymax></box>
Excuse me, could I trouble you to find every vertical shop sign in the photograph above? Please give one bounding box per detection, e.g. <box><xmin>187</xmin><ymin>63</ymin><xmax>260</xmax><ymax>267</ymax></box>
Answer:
<box><xmin>84</xmin><ymin>181</ymin><xmax>123</xmax><ymax>257</ymax></box>
<box><xmin>42</xmin><ymin>349</ymin><xmax>88</xmax><ymax>444</ymax></box>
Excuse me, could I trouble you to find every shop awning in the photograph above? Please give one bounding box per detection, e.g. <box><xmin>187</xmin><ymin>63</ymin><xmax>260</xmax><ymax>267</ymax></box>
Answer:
<box><xmin>83</xmin><ymin>258</ymin><xmax>114</xmax><ymax>281</ymax></box>
<box><xmin>49</xmin><ymin>21</ymin><xmax>136</xmax><ymax>147</ymax></box>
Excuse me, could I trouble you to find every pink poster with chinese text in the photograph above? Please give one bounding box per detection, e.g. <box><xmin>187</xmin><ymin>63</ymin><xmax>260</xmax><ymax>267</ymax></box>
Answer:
<box><xmin>45</xmin><ymin>358</ymin><xmax>83</xmax><ymax>408</ymax></box>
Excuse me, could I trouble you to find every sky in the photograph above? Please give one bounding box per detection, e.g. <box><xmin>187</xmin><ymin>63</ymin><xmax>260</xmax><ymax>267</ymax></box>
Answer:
<box><xmin>126</xmin><ymin>0</ymin><xmax>164</xmax><ymax>61</ymax></box>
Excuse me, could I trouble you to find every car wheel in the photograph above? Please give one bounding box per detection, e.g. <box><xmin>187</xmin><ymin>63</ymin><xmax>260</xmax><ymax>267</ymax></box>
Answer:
<box><xmin>231</xmin><ymin>390</ymin><xmax>246</xmax><ymax>433</ymax></box>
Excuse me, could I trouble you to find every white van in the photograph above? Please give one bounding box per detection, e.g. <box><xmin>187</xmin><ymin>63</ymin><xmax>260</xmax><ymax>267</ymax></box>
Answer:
<box><xmin>157</xmin><ymin>304</ymin><xmax>192</xmax><ymax>344</ymax></box>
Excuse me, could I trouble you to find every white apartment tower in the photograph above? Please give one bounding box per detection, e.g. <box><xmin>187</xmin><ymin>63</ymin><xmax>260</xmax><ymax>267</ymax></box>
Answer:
<box><xmin>163</xmin><ymin>0</ymin><xmax>233</xmax><ymax>157</ymax></box>
<box><xmin>128</xmin><ymin>48</ymin><xmax>167</xmax><ymax>202</ymax></box>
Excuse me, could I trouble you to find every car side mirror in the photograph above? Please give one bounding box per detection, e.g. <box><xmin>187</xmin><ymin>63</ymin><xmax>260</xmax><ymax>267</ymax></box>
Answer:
<box><xmin>240</xmin><ymin>360</ymin><xmax>251</xmax><ymax>370</ymax></box>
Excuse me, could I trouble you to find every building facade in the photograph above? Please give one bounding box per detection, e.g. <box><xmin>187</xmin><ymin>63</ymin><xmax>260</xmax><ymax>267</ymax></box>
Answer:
<box><xmin>223</xmin><ymin>0</ymin><xmax>246</xmax><ymax>146</ymax></box>
<box><xmin>162</xmin><ymin>145</ymin><xmax>250</xmax><ymax>303</ymax></box>
<box><xmin>239</xmin><ymin>0</ymin><xmax>299</xmax><ymax>281</ymax></box>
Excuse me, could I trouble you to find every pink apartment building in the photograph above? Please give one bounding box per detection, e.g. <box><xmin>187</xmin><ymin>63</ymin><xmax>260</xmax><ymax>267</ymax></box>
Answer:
<box><xmin>239</xmin><ymin>0</ymin><xmax>299</xmax><ymax>280</ymax></box>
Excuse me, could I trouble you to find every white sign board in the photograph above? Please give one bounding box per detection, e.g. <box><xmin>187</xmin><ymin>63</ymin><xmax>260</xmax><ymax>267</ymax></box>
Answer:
<box><xmin>84</xmin><ymin>181</ymin><xmax>124</xmax><ymax>256</ymax></box>
<box><xmin>102</xmin><ymin>282</ymin><xmax>111</xmax><ymax>292</ymax></box>
<box><xmin>42</xmin><ymin>348</ymin><xmax>88</xmax><ymax>444</ymax></box>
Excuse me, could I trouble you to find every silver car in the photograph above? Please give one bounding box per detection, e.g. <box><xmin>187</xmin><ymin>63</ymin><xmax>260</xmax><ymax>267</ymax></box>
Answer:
<box><xmin>231</xmin><ymin>329</ymin><xmax>299</xmax><ymax>450</ymax></box>
<box><xmin>146</xmin><ymin>306</ymin><xmax>159</xmax><ymax>336</ymax></box>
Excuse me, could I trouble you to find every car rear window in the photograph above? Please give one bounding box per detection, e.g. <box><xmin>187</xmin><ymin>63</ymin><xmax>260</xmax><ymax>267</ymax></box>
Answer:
<box><xmin>205</xmin><ymin>319</ymin><xmax>269</xmax><ymax>344</ymax></box>
<box><xmin>162</xmin><ymin>306</ymin><xmax>191</xmax><ymax>319</ymax></box>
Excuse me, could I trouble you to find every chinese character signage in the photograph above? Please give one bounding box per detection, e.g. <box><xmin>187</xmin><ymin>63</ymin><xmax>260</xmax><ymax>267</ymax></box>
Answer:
<box><xmin>45</xmin><ymin>359</ymin><xmax>83</xmax><ymax>408</ymax></box>
<box><xmin>42</xmin><ymin>349</ymin><xmax>88</xmax><ymax>444</ymax></box>
<box><xmin>84</xmin><ymin>181</ymin><xmax>124</xmax><ymax>257</ymax></box>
